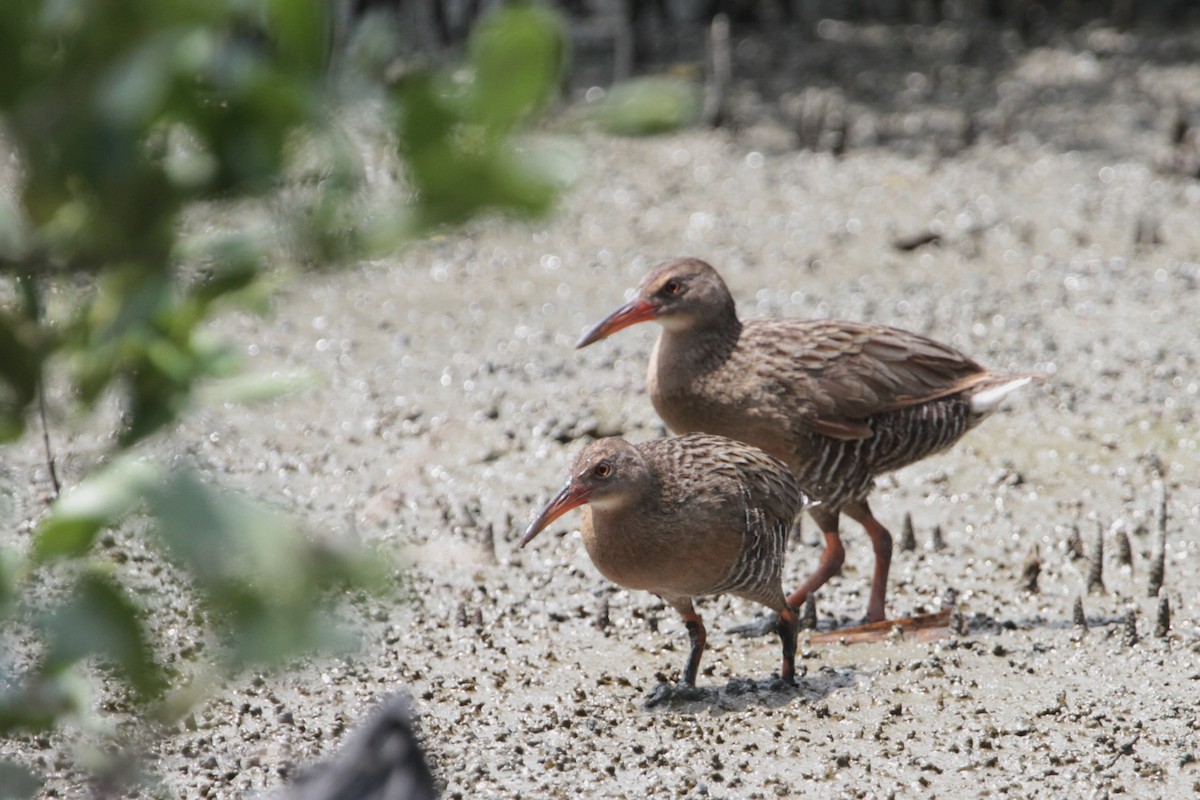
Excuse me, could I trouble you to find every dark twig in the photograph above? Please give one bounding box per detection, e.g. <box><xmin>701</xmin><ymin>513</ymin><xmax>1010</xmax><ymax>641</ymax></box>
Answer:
<box><xmin>1086</xmin><ymin>522</ymin><xmax>1105</xmax><ymax>594</ymax></box>
<box><xmin>1065</xmin><ymin>525</ymin><xmax>1085</xmax><ymax>560</ymax></box>
<box><xmin>1122</xmin><ymin>607</ymin><xmax>1139</xmax><ymax>647</ymax></box>
<box><xmin>1148</xmin><ymin>491</ymin><xmax>1167</xmax><ymax>599</ymax></box>
<box><xmin>23</xmin><ymin>271</ymin><xmax>61</xmax><ymax>501</ymax></box>
<box><xmin>481</xmin><ymin>522</ymin><xmax>497</xmax><ymax>564</ymax></box>
<box><xmin>929</xmin><ymin>524</ymin><xmax>945</xmax><ymax>552</ymax></box>
<box><xmin>1102</xmin><ymin>734</ymin><xmax>1140</xmax><ymax>771</ymax></box>
<box><xmin>1154</xmin><ymin>594</ymin><xmax>1170</xmax><ymax>639</ymax></box>
<box><xmin>1072</xmin><ymin>596</ymin><xmax>1088</xmax><ymax>631</ymax></box>
<box><xmin>950</xmin><ymin>607</ymin><xmax>968</xmax><ymax>636</ymax></box>
<box><xmin>1115</xmin><ymin>528</ymin><xmax>1132</xmax><ymax>568</ymax></box>
<box><xmin>892</xmin><ymin>230</ymin><xmax>942</xmax><ymax>252</ymax></box>
<box><xmin>1158</xmin><ymin>482</ymin><xmax>1169</xmax><ymax>537</ymax></box>
<box><xmin>595</xmin><ymin>595</ymin><xmax>611</xmax><ymax>633</ymax></box>
<box><xmin>799</xmin><ymin>594</ymin><xmax>817</xmax><ymax>631</ymax></box>
<box><xmin>38</xmin><ymin>381</ymin><xmax>61</xmax><ymax>500</ymax></box>
<box><xmin>1020</xmin><ymin>544</ymin><xmax>1040</xmax><ymax>593</ymax></box>
<box><xmin>898</xmin><ymin>512</ymin><xmax>916</xmax><ymax>552</ymax></box>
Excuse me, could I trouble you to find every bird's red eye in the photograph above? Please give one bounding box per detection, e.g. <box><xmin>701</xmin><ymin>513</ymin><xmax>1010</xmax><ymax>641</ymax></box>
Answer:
<box><xmin>663</xmin><ymin>279</ymin><xmax>682</xmax><ymax>295</ymax></box>
<box><xmin>594</xmin><ymin>462</ymin><xmax>612</xmax><ymax>478</ymax></box>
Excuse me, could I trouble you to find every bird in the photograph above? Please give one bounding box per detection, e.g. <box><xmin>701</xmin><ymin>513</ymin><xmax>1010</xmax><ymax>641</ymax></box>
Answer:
<box><xmin>576</xmin><ymin>257</ymin><xmax>1038</xmax><ymax>625</ymax></box>
<box><xmin>521</xmin><ymin>434</ymin><xmax>807</xmax><ymax>691</ymax></box>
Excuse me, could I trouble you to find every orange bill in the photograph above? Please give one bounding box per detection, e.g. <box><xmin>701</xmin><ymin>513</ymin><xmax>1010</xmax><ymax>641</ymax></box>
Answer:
<box><xmin>520</xmin><ymin>482</ymin><xmax>591</xmax><ymax>547</ymax></box>
<box><xmin>576</xmin><ymin>298</ymin><xmax>657</xmax><ymax>348</ymax></box>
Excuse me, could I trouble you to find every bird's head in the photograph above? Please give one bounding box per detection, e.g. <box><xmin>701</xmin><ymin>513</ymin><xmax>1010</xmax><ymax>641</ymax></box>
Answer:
<box><xmin>575</xmin><ymin>258</ymin><xmax>736</xmax><ymax>348</ymax></box>
<box><xmin>520</xmin><ymin>438</ymin><xmax>651</xmax><ymax>547</ymax></box>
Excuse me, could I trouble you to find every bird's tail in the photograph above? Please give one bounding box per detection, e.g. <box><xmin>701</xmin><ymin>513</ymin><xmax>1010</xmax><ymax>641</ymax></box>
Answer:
<box><xmin>967</xmin><ymin>373</ymin><xmax>1042</xmax><ymax>416</ymax></box>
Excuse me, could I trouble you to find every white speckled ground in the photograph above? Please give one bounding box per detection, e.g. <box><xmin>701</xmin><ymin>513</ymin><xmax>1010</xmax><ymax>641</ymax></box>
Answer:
<box><xmin>5</xmin><ymin>18</ymin><xmax>1200</xmax><ymax>800</ymax></box>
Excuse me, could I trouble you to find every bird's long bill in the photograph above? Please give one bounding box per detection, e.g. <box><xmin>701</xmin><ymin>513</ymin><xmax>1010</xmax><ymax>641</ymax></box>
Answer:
<box><xmin>520</xmin><ymin>482</ymin><xmax>590</xmax><ymax>547</ymax></box>
<box><xmin>575</xmin><ymin>298</ymin><xmax>657</xmax><ymax>348</ymax></box>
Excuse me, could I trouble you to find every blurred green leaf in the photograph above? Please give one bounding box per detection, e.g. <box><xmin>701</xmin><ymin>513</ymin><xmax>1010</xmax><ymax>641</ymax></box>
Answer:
<box><xmin>84</xmin><ymin>267</ymin><xmax>171</xmax><ymax>348</ymax></box>
<box><xmin>0</xmin><ymin>548</ymin><xmax>15</xmax><ymax>616</ymax></box>
<box><xmin>395</xmin><ymin>75</ymin><xmax>562</xmax><ymax>231</ymax></box>
<box><xmin>33</xmin><ymin>458</ymin><xmax>160</xmax><ymax>562</ymax></box>
<box><xmin>390</xmin><ymin>4</ymin><xmax>568</xmax><ymax>234</ymax></box>
<box><xmin>0</xmin><ymin>760</ymin><xmax>43</xmax><ymax>799</ymax></box>
<box><xmin>587</xmin><ymin>77</ymin><xmax>701</xmax><ymax>136</ymax></box>
<box><xmin>147</xmin><ymin>470</ymin><xmax>382</xmax><ymax>665</ymax></box>
<box><xmin>0</xmin><ymin>0</ymin><xmax>571</xmax><ymax>780</ymax></box>
<box><xmin>266</xmin><ymin>0</ymin><xmax>332</xmax><ymax>77</ymax></box>
<box><xmin>41</xmin><ymin>573</ymin><xmax>167</xmax><ymax>701</ymax></box>
<box><xmin>198</xmin><ymin>369</ymin><xmax>317</xmax><ymax>405</ymax></box>
<box><xmin>469</xmin><ymin>4</ymin><xmax>564</xmax><ymax>134</ymax></box>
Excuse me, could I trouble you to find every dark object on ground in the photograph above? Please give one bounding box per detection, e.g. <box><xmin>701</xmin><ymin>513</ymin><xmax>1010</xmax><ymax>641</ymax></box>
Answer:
<box><xmin>1087</xmin><ymin>523</ymin><xmax>1105</xmax><ymax>594</ymax></box>
<box><xmin>1073</xmin><ymin>596</ymin><xmax>1089</xmax><ymax>631</ymax></box>
<box><xmin>1020</xmin><ymin>544</ymin><xmax>1041</xmax><ymax>593</ymax></box>
<box><xmin>284</xmin><ymin>694</ymin><xmax>436</xmax><ymax>800</ymax></box>
<box><xmin>898</xmin><ymin>512</ymin><xmax>917</xmax><ymax>552</ymax></box>
<box><xmin>1154</xmin><ymin>594</ymin><xmax>1171</xmax><ymax>639</ymax></box>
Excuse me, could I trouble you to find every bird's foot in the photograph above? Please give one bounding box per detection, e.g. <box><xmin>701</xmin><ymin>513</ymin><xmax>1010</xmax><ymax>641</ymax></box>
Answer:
<box><xmin>644</xmin><ymin>682</ymin><xmax>715</xmax><ymax>709</ymax></box>
<box><xmin>765</xmin><ymin>674</ymin><xmax>799</xmax><ymax>693</ymax></box>
<box><xmin>725</xmin><ymin>611</ymin><xmax>781</xmax><ymax>638</ymax></box>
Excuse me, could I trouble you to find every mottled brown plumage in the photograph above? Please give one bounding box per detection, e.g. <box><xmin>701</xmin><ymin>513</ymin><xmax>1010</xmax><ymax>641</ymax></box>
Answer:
<box><xmin>521</xmin><ymin>434</ymin><xmax>806</xmax><ymax>686</ymax></box>
<box><xmin>577</xmin><ymin>258</ymin><xmax>1037</xmax><ymax>623</ymax></box>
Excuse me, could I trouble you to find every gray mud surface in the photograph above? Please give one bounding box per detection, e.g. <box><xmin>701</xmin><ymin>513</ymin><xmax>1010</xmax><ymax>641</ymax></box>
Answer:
<box><xmin>4</xmin><ymin>19</ymin><xmax>1200</xmax><ymax>800</ymax></box>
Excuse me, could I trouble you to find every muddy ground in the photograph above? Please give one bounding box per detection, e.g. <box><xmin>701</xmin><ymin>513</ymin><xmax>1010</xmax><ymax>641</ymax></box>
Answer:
<box><xmin>5</xmin><ymin>15</ymin><xmax>1200</xmax><ymax>800</ymax></box>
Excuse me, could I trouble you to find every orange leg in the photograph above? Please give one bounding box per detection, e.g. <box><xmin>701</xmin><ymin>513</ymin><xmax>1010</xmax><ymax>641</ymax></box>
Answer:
<box><xmin>775</xmin><ymin>606</ymin><xmax>798</xmax><ymax>683</ymax></box>
<box><xmin>844</xmin><ymin>500</ymin><xmax>892</xmax><ymax>623</ymax></box>
<box><xmin>679</xmin><ymin>609</ymin><xmax>708</xmax><ymax>687</ymax></box>
<box><xmin>785</xmin><ymin>530</ymin><xmax>845</xmax><ymax>610</ymax></box>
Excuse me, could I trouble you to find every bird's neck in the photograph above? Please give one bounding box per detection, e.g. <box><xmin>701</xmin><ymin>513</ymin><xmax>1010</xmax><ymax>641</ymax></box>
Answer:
<box><xmin>657</xmin><ymin>311</ymin><xmax>739</xmax><ymax>369</ymax></box>
<box><xmin>650</xmin><ymin>314</ymin><xmax>742</xmax><ymax>395</ymax></box>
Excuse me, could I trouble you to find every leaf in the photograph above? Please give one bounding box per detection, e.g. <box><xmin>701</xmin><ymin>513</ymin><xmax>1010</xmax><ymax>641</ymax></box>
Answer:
<box><xmin>144</xmin><ymin>469</ymin><xmax>252</xmax><ymax>584</ymax></box>
<box><xmin>146</xmin><ymin>469</ymin><xmax>384</xmax><ymax>665</ymax></box>
<box><xmin>40</xmin><ymin>573</ymin><xmax>167</xmax><ymax>701</ymax></box>
<box><xmin>588</xmin><ymin>77</ymin><xmax>701</xmax><ymax>136</ymax></box>
<box><xmin>266</xmin><ymin>0</ymin><xmax>332</xmax><ymax>77</ymax></box>
<box><xmin>468</xmin><ymin>4</ymin><xmax>565</xmax><ymax>134</ymax></box>
<box><xmin>0</xmin><ymin>548</ymin><xmax>14</xmax><ymax>614</ymax></box>
<box><xmin>32</xmin><ymin>458</ymin><xmax>160</xmax><ymax>562</ymax></box>
<box><xmin>198</xmin><ymin>369</ymin><xmax>317</xmax><ymax>405</ymax></box>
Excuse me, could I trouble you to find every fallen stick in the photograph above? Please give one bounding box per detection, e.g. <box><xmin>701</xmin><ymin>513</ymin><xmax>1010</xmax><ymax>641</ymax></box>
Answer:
<box><xmin>809</xmin><ymin>607</ymin><xmax>952</xmax><ymax>645</ymax></box>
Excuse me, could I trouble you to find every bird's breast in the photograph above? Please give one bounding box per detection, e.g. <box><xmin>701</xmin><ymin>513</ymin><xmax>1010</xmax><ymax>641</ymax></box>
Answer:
<box><xmin>580</xmin><ymin>507</ymin><xmax>745</xmax><ymax>597</ymax></box>
<box><xmin>650</xmin><ymin>335</ymin><xmax>735</xmax><ymax>432</ymax></box>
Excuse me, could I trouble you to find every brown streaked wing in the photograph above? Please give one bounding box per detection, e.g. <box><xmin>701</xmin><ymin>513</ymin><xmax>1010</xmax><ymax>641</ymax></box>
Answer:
<box><xmin>743</xmin><ymin>319</ymin><xmax>990</xmax><ymax>434</ymax></box>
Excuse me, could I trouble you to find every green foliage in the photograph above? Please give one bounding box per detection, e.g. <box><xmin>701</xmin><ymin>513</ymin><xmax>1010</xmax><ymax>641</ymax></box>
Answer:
<box><xmin>585</xmin><ymin>77</ymin><xmax>702</xmax><ymax>136</ymax></box>
<box><xmin>32</xmin><ymin>458</ymin><xmax>158</xmax><ymax>562</ymax></box>
<box><xmin>0</xmin><ymin>0</ymin><xmax>572</xmax><ymax>792</ymax></box>
<box><xmin>146</xmin><ymin>469</ymin><xmax>381</xmax><ymax>666</ymax></box>
<box><xmin>40</xmin><ymin>572</ymin><xmax>168</xmax><ymax>702</ymax></box>
<box><xmin>389</xmin><ymin>3</ymin><xmax>566</xmax><ymax>235</ymax></box>
<box><xmin>0</xmin><ymin>0</ymin><xmax>694</xmax><ymax>792</ymax></box>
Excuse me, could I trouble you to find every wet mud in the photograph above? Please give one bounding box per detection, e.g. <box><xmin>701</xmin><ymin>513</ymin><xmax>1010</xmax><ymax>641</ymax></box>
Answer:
<box><xmin>4</xmin><ymin>18</ymin><xmax>1200</xmax><ymax>800</ymax></box>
